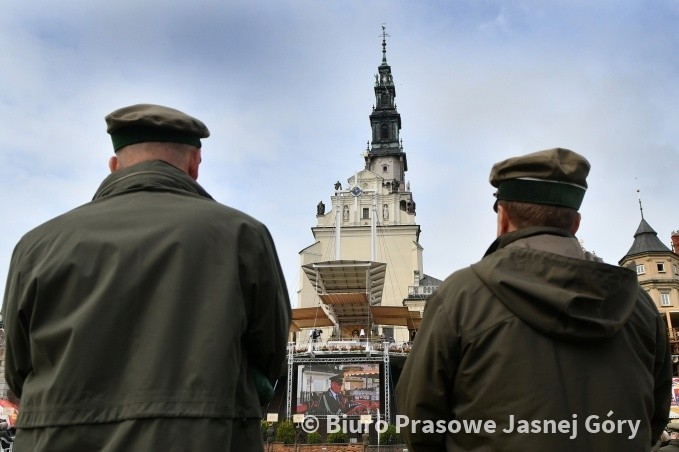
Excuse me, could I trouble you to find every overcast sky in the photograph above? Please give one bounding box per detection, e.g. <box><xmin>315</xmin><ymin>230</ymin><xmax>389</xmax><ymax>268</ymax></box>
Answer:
<box><xmin>1</xmin><ymin>1</ymin><xmax>678</xmax><ymax>307</ymax></box>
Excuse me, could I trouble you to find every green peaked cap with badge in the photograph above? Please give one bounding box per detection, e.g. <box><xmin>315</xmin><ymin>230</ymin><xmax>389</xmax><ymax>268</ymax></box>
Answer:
<box><xmin>489</xmin><ymin>147</ymin><xmax>590</xmax><ymax>211</ymax></box>
<box><xmin>105</xmin><ymin>103</ymin><xmax>210</xmax><ymax>151</ymax></box>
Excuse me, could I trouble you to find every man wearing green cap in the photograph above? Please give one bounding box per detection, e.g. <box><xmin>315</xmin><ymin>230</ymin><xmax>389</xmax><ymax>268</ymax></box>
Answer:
<box><xmin>396</xmin><ymin>148</ymin><xmax>671</xmax><ymax>451</ymax></box>
<box><xmin>315</xmin><ymin>374</ymin><xmax>347</xmax><ymax>416</ymax></box>
<box><xmin>2</xmin><ymin>104</ymin><xmax>291</xmax><ymax>451</ymax></box>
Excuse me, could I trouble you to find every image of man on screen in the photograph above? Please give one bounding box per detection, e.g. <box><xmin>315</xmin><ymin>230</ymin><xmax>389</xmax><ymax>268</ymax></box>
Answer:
<box><xmin>316</xmin><ymin>374</ymin><xmax>347</xmax><ymax>416</ymax></box>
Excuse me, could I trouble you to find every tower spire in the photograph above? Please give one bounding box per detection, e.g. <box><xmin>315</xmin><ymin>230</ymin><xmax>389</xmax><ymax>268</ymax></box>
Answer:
<box><xmin>637</xmin><ymin>188</ymin><xmax>644</xmax><ymax>220</ymax></box>
<box><xmin>381</xmin><ymin>24</ymin><xmax>390</xmax><ymax>64</ymax></box>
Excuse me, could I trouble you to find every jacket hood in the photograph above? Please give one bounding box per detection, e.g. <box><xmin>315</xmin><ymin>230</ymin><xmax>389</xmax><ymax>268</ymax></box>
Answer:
<box><xmin>93</xmin><ymin>160</ymin><xmax>213</xmax><ymax>201</ymax></box>
<box><xmin>472</xmin><ymin>228</ymin><xmax>639</xmax><ymax>341</ymax></box>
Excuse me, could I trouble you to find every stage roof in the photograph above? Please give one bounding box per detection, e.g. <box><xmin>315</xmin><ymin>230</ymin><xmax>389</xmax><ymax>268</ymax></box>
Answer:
<box><xmin>302</xmin><ymin>260</ymin><xmax>386</xmax><ymax>303</ymax></box>
<box><xmin>302</xmin><ymin>260</ymin><xmax>387</xmax><ymax>325</ymax></box>
<box><xmin>370</xmin><ymin>305</ymin><xmax>422</xmax><ymax>330</ymax></box>
<box><xmin>298</xmin><ymin>261</ymin><xmax>423</xmax><ymax>330</ymax></box>
<box><xmin>290</xmin><ymin>304</ymin><xmax>423</xmax><ymax>332</ymax></box>
<box><xmin>290</xmin><ymin>307</ymin><xmax>335</xmax><ymax>332</ymax></box>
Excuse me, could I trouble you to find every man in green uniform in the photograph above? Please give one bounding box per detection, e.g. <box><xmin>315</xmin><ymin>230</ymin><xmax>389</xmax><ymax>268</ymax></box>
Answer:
<box><xmin>396</xmin><ymin>148</ymin><xmax>671</xmax><ymax>451</ymax></box>
<box><xmin>2</xmin><ymin>104</ymin><xmax>291</xmax><ymax>451</ymax></box>
<box><xmin>316</xmin><ymin>374</ymin><xmax>347</xmax><ymax>416</ymax></box>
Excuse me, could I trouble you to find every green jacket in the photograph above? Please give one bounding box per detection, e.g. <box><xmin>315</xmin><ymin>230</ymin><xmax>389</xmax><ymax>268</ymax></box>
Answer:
<box><xmin>2</xmin><ymin>161</ymin><xmax>291</xmax><ymax>447</ymax></box>
<box><xmin>396</xmin><ymin>227</ymin><xmax>671</xmax><ymax>452</ymax></box>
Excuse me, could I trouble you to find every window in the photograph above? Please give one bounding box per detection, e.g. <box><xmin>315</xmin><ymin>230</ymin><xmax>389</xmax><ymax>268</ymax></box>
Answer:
<box><xmin>362</xmin><ymin>208</ymin><xmax>370</xmax><ymax>219</ymax></box>
<box><xmin>657</xmin><ymin>262</ymin><xmax>666</xmax><ymax>273</ymax></box>
<box><xmin>636</xmin><ymin>264</ymin><xmax>645</xmax><ymax>275</ymax></box>
<box><xmin>382</xmin><ymin>165</ymin><xmax>388</xmax><ymax>173</ymax></box>
<box><xmin>661</xmin><ymin>293</ymin><xmax>671</xmax><ymax>307</ymax></box>
<box><xmin>380</xmin><ymin>124</ymin><xmax>389</xmax><ymax>140</ymax></box>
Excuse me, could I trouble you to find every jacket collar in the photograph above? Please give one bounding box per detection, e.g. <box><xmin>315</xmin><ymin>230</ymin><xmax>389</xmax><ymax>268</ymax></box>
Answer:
<box><xmin>92</xmin><ymin>160</ymin><xmax>213</xmax><ymax>201</ymax></box>
<box><xmin>483</xmin><ymin>226</ymin><xmax>575</xmax><ymax>258</ymax></box>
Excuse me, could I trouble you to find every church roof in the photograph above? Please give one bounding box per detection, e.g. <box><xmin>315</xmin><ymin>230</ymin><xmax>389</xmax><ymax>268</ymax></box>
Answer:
<box><xmin>420</xmin><ymin>274</ymin><xmax>443</xmax><ymax>286</ymax></box>
<box><xmin>621</xmin><ymin>218</ymin><xmax>672</xmax><ymax>261</ymax></box>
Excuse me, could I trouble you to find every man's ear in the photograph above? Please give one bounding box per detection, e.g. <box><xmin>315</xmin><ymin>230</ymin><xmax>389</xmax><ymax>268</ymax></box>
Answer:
<box><xmin>188</xmin><ymin>149</ymin><xmax>201</xmax><ymax>180</ymax></box>
<box><xmin>570</xmin><ymin>212</ymin><xmax>581</xmax><ymax>235</ymax></box>
<box><xmin>496</xmin><ymin>204</ymin><xmax>512</xmax><ymax>236</ymax></box>
<box><xmin>108</xmin><ymin>155</ymin><xmax>119</xmax><ymax>173</ymax></box>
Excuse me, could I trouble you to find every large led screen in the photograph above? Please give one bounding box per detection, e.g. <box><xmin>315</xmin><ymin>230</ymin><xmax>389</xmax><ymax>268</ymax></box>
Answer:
<box><xmin>294</xmin><ymin>362</ymin><xmax>382</xmax><ymax>417</ymax></box>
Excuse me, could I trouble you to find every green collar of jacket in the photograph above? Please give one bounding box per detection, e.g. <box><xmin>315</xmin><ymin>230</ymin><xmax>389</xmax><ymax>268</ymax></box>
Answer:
<box><xmin>92</xmin><ymin>160</ymin><xmax>213</xmax><ymax>201</ymax></box>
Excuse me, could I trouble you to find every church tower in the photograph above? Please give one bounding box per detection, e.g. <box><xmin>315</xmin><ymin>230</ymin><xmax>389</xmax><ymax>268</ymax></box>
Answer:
<box><xmin>296</xmin><ymin>28</ymin><xmax>439</xmax><ymax>343</ymax></box>
<box><xmin>619</xmin><ymin>205</ymin><xmax>679</xmax><ymax>371</ymax></box>
<box><xmin>364</xmin><ymin>26</ymin><xmax>408</xmax><ymax>198</ymax></box>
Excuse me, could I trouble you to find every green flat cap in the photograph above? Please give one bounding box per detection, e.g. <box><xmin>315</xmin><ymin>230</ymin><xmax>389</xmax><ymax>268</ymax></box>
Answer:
<box><xmin>490</xmin><ymin>147</ymin><xmax>590</xmax><ymax>211</ymax></box>
<box><xmin>105</xmin><ymin>103</ymin><xmax>210</xmax><ymax>151</ymax></box>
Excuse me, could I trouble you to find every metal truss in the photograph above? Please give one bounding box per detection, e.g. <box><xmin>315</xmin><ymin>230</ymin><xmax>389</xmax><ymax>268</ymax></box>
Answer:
<box><xmin>285</xmin><ymin>346</ymin><xmax>392</xmax><ymax>421</ymax></box>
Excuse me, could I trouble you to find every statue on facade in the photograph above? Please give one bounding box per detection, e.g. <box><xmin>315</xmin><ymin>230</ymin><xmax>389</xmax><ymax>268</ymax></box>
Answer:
<box><xmin>317</xmin><ymin>201</ymin><xmax>325</xmax><ymax>216</ymax></box>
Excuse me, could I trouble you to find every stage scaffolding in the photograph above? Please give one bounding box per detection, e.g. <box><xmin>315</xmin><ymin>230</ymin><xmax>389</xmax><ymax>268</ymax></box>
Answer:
<box><xmin>284</xmin><ymin>259</ymin><xmax>423</xmax><ymax>424</ymax></box>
